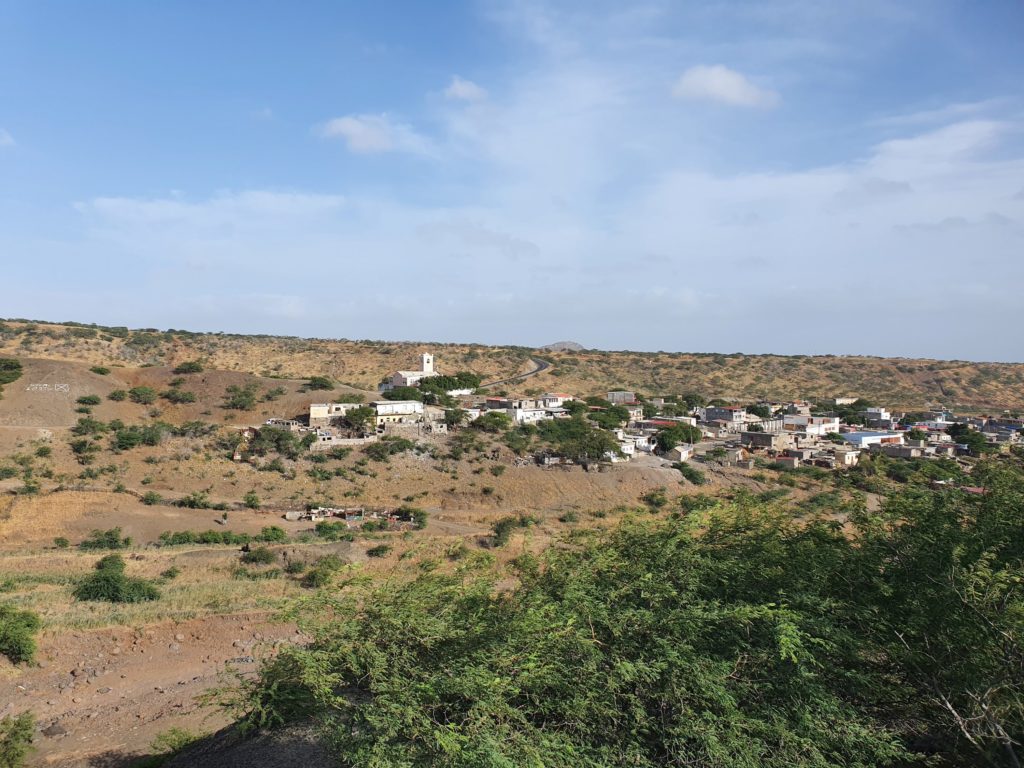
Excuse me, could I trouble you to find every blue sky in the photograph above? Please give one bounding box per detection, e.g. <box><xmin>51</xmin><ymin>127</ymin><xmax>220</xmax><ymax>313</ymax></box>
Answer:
<box><xmin>2</xmin><ymin>1</ymin><xmax>1023</xmax><ymax>360</ymax></box>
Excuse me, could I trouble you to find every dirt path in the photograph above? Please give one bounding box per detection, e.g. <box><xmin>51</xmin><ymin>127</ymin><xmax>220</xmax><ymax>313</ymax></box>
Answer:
<box><xmin>0</xmin><ymin>612</ymin><xmax>298</xmax><ymax>767</ymax></box>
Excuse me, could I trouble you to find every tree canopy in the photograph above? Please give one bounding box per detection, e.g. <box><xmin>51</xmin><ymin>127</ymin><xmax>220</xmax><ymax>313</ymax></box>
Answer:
<box><xmin>234</xmin><ymin>460</ymin><xmax>1024</xmax><ymax>767</ymax></box>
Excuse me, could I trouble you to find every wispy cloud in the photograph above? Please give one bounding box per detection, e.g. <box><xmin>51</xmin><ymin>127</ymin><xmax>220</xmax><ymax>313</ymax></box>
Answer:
<box><xmin>317</xmin><ymin>113</ymin><xmax>432</xmax><ymax>155</ymax></box>
<box><xmin>0</xmin><ymin>129</ymin><xmax>15</xmax><ymax>148</ymax></box>
<box><xmin>444</xmin><ymin>75</ymin><xmax>488</xmax><ymax>102</ymax></box>
<box><xmin>671</xmin><ymin>65</ymin><xmax>780</xmax><ymax>108</ymax></box>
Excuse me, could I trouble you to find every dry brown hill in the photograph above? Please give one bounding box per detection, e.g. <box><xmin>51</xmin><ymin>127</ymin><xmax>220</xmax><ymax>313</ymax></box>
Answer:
<box><xmin>2</xmin><ymin>318</ymin><xmax>1023</xmax><ymax>411</ymax></box>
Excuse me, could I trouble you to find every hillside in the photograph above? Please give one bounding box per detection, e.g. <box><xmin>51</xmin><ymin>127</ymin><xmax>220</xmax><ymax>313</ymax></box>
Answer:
<box><xmin>2</xmin><ymin>318</ymin><xmax>1024</xmax><ymax>410</ymax></box>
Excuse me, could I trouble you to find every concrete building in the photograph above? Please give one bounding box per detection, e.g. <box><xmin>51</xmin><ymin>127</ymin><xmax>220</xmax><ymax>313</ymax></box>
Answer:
<box><xmin>741</xmin><ymin>431</ymin><xmax>792</xmax><ymax>450</ymax></box>
<box><xmin>841</xmin><ymin>431</ymin><xmax>905</xmax><ymax>449</ymax></box>
<box><xmin>864</xmin><ymin>407</ymin><xmax>900</xmax><ymax>430</ymax></box>
<box><xmin>664</xmin><ymin>444</ymin><xmax>695</xmax><ymax>462</ymax></box>
<box><xmin>607</xmin><ymin>390</ymin><xmax>636</xmax><ymax>404</ymax></box>
<box><xmin>783</xmin><ymin>414</ymin><xmax>841</xmax><ymax>436</ymax></box>
<box><xmin>705</xmin><ymin>406</ymin><xmax>747</xmax><ymax>425</ymax></box>
<box><xmin>309</xmin><ymin>402</ymin><xmax>365</xmax><ymax>428</ymax></box>
<box><xmin>372</xmin><ymin>400</ymin><xmax>424</xmax><ymax>426</ymax></box>
<box><xmin>541</xmin><ymin>393</ymin><xmax>573</xmax><ymax>408</ymax></box>
<box><xmin>380</xmin><ymin>353</ymin><xmax>440</xmax><ymax>391</ymax></box>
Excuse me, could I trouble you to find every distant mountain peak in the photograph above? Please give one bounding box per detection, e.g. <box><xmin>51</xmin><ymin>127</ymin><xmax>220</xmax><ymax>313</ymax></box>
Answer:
<box><xmin>542</xmin><ymin>341</ymin><xmax>585</xmax><ymax>352</ymax></box>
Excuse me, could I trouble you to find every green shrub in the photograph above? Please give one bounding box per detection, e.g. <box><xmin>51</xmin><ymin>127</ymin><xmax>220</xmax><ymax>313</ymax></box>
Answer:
<box><xmin>314</xmin><ymin>521</ymin><xmax>355</xmax><ymax>542</ymax></box>
<box><xmin>161</xmin><ymin>389</ymin><xmax>197</xmax><ymax>404</ymax></box>
<box><xmin>160</xmin><ymin>566</ymin><xmax>181</xmax><ymax>580</ymax></box>
<box><xmin>243</xmin><ymin>491</ymin><xmax>261</xmax><ymax>510</ymax></box>
<box><xmin>53</xmin><ymin>536</ymin><xmax>70</xmax><ymax>548</ymax></box>
<box><xmin>263</xmin><ymin>386</ymin><xmax>286</xmax><ymax>402</ymax></box>
<box><xmin>79</xmin><ymin>527</ymin><xmax>132</xmax><ymax>550</ymax></box>
<box><xmin>258</xmin><ymin>526</ymin><xmax>287</xmax><ymax>543</ymax></box>
<box><xmin>302</xmin><ymin>555</ymin><xmax>344</xmax><ymax>588</ymax></box>
<box><xmin>89</xmin><ymin>366</ymin><xmax>111</xmax><ymax>375</ymax></box>
<box><xmin>0</xmin><ymin>712</ymin><xmax>34</xmax><ymax>768</ymax></box>
<box><xmin>108</xmin><ymin>389</ymin><xmax>127</xmax><ymax>401</ymax></box>
<box><xmin>34</xmin><ymin>445</ymin><xmax>51</xmax><ymax>458</ymax></box>
<box><xmin>366</xmin><ymin>544</ymin><xmax>392</xmax><ymax>558</ymax></box>
<box><xmin>175</xmin><ymin>491</ymin><xmax>212</xmax><ymax>509</ymax></box>
<box><xmin>172</xmin><ymin>361</ymin><xmax>204</xmax><ymax>374</ymax></box>
<box><xmin>306</xmin><ymin>376</ymin><xmax>334</xmax><ymax>390</ymax></box>
<box><xmin>364</xmin><ymin>437</ymin><xmax>415</xmax><ymax>463</ymax></box>
<box><xmin>676</xmin><ymin>463</ymin><xmax>706</xmax><ymax>485</ymax></box>
<box><xmin>141</xmin><ymin>491</ymin><xmax>163</xmax><ymax>506</ymax></box>
<box><xmin>0</xmin><ymin>605</ymin><xmax>42</xmax><ymax>664</ymax></box>
<box><xmin>76</xmin><ymin>394</ymin><xmax>102</xmax><ymax>406</ymax></box>
<box><xmin>284</xmin><ymin>560</ymin><xmax>306</xmax><ymax>575</ymax></box>
<box><xmin>73</xmin><ymin>555</ymin><xmax>160</xmax><ymax>603</ymax></box>
<box><xmin>223</xmin><ymin>383</ymin><xmax>259</xmax><ymax>410</ymax></box>
<box><xmin>157</xmin><ymin>529</ymin><xmax>252</xmax><ymax>546</ymax></box>
<box><xmin>241</xmin><ymin>546</ymin><xmax>276</xmax><ymax>565</ymax></box>
<box><xmin>126</xmin><ymin>386</ymin><xmax>157</xmax><ymax>404</ymax></box>
<box><xmin>0</xmin><ymin>359</ymin><xmax>23</xmax><ymax>387</ymax></box>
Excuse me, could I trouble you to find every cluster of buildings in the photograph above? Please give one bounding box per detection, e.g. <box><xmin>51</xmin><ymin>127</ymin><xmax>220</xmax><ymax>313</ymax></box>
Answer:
<box><xmin>258</xmin><ymin>352</ymin><xmax>1021</xmax><ymax>471</ymax></box>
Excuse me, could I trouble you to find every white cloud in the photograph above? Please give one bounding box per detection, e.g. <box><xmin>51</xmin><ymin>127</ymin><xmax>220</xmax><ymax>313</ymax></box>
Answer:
<box><xmin>671</xmin><ymin>64</ymin><xmax>780</xmax><ymax>108</ymax></box>
<box><xmin>0</xmin><ymin>129</ymin><xmax>15</xmax><ymax>148</ymax></box>
<box><xmin>317</xmin><ymin>113</ymin><xmax>431</xmax><ymax>155</ymax></box>
<box><xmin>444</xmin><ymin>75</ymin><xmax>488</xmax><ymax>102</ymax></box>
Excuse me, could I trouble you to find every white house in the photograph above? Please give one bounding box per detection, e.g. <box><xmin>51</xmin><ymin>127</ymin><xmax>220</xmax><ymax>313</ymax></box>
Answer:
<box><xmin>372</xmin><ymin>400</ymin><xmax>425</xmax><ymax>425</ymax></box>
<box><xmin>380</xmin><ymin>353</ymin><xmax>440</xmax><ymax>391</ymax></box>
<box><xmin>664</xmin><ymin>444</ymin><xmax>695</xmax><ymax>462</ymax></box>
<box><xmin>783</xmin><ymin>414</ymin><xmax>841</xmax><ymax>436</ymax></box>
<box><xmin>541</xmin><ymin>393</ymin><xmax>573</xmax><ymax>408</ymax></box>
<box><xmin>841</xmin><ymin>431</ymin><xmax>905</xmax><ymax>449</ymax></box>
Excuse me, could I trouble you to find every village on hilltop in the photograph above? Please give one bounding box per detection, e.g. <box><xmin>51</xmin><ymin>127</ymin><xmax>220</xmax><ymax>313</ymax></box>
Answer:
<box><xmin>253</xmin><ymin>351</ymin><xmax>1022</xmax><ymax>479</ymax></box>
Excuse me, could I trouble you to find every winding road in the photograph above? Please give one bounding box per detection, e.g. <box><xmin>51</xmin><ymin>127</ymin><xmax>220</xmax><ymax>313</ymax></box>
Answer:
<box><xmin>480</xmin><ymin>356</ymin><xmax>552</xmax><ymax>389</ymax></box>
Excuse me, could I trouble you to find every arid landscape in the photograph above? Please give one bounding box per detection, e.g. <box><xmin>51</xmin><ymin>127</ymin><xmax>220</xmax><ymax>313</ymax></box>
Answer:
<box><xmin>0</xmin><ymin>318</ymin><xmax>917</xmax><ymax>766</ymax></box>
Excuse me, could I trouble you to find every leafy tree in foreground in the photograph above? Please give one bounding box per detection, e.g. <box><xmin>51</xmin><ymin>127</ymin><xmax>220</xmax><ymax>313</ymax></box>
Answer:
<box><xmin>229</xmin><ymin>460</ymin><xmax>1024</xmax><ymax>767</ymax></box>
<box><xmin>0</xmin><ymin>712</ymin><xmax>34</xmax><ymax>768</ymax></box>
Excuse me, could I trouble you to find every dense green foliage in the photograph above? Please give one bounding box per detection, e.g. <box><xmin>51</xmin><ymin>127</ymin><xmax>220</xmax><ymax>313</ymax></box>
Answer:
<box><xmin>78</xmin><ymin>527</ymin><xmax>132</xmax><ymax>550</ymax></box>
<box><xmin>587</xmin><ymin>404</ymin><xmax>630</xmax><ymax>430</ymax></box>
<box><xmin>247</xmin><ymin>426</ymin><xmax>316</xmax><ymax>460</ymax></box>
<box><xmin>0</xmin><ymin>605</ymin><xmax>41</xmax><ymax>664</ymax></box>
<box><xmin>364</xmin><ymin>437</ymin><xmax>415</xmax><ymax>462</ymax></box>
<box><xmin>306</xmin><ymin>376</ymin><xmax>334</xmax><ymax>390</ymax></box>
<box><xmin>655</xmin><ymin>423</ymin><xmax>702</xmax><ymax>452</ymax></box>
<box><xmin>172</xmin><ymin>360</ymin><xmax>204</xmax><ymax>374</ymax></box>
<box><xmin>128</xmin><ymin>386</ymin><xmax>158</xmax><ymax>404</ymax></box>
<box><xmin>237</xmin><ymin>463</ymin><xmax>1024</xmax><ymax>767</ymax></box>
<box><xmin>381</xmin><ymin>386</ymin><xmax>423</xmax><ymax>401</ymax></box>
<box><xmin>947</xmin><ymin>423</ymin><xmax>995</xmax><ymax>455</ymax></box>
<box><xmin>161</xmin><ymin>388</ymin><xmax>197</xmax><ymax>404</ymax></box>
<box><xmin>0</xmin><ymin>359</ymin><xmax>22</xmax><ymax>390</ymax></box>
<box><xmin>241</xmin><ymin>546</ymin><xmax>276</xmax><ymax>565</ymax></box>
<box><xmin>419</xmin><ymin>372</ymin><xmax>482</xmax><ymax>395</ymax></box>
<box><xmin>223</xmin><ymin>383</ymin><xmax>260</xmax><ymax>410</ymax></box>
<box><xmin>336</xmin><ymin>406</ymin><xmax>375</xmax><ymax>433</ymax></box>
<box><xmin>0</xmin><ymin>712</ymin><xmax>34</xmax><ymax>768</ymax></box>
<box><xmin>158</xmin><ymin>529</ymin><xmax>252</xmax><ymax>546</ymax></box>
<box><xmin>74</xmin><ymin>554</ymin><xmax>160</xmax><ymax>603</ymax></box>
<box><xmin>536</xmin><ymin>416</ymin><xmax>620</xmax><ymax>463</ymax></box>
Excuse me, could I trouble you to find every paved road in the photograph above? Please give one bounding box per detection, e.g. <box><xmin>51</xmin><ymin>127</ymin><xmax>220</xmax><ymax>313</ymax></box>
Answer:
<box><xmin>480</xmin><ymin>356</ymin><xmax>552</xmax><ymax>389</ymax></box>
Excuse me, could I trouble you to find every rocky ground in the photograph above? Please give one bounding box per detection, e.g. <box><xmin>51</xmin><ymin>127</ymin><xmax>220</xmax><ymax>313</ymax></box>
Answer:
<box><xmin>0</xmin><ymin>612</ymin><xmax>297</xmax><ymax>766</ymax></box>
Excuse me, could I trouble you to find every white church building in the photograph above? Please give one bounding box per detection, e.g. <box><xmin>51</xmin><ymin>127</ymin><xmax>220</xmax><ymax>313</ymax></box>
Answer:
<box><xmin>380</xmin><ymin>353</ymin><xmax>440</xmax><ymax>392</ymax></box>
